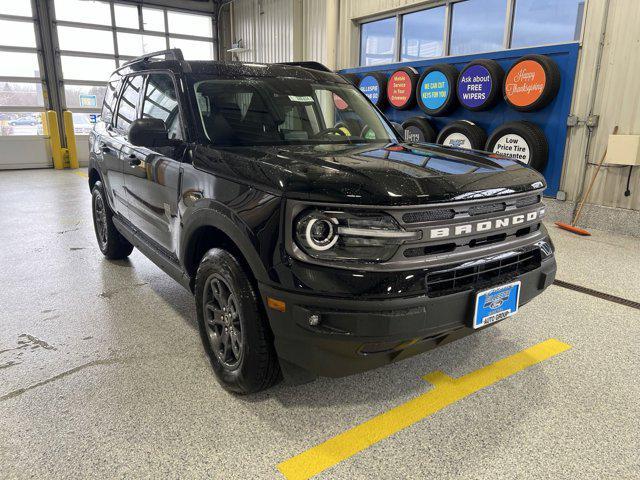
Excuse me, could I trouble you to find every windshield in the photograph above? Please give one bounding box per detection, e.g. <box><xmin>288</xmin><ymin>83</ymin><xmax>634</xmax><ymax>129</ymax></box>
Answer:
<box><xmin>192</xmin><ymin>76</ymin><xmax>397</xmax><ymax>146</ymax></box>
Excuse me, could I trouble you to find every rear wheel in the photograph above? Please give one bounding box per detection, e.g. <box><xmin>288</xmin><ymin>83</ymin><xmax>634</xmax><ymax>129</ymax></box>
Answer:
<box><xmin>91</xmin><ymin>181</ymin><xmax>133</xmax><ymax>260</ymax></box>
<box><xmin>195</xmin><ymin>248</ymin><xmax>281</xmax><ymax>394</ymax></box>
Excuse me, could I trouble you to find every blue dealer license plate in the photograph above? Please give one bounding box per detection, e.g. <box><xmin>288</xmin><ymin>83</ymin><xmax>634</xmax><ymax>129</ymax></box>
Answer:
<box><xmin>473</xmin><ymin>281</ymin><xmax>521</xmax><ymax>329</ymax></box>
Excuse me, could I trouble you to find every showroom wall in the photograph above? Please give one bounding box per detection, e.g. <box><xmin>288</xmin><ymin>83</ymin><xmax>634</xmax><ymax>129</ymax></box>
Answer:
<box><xmin>223</xmin><ymin>0</ymin><xmax>639</xmax><ymax>213</ymax></box>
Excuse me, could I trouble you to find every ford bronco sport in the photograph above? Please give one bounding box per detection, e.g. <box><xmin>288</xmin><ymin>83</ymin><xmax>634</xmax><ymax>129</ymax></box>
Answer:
<box><xmin>88</xmin><ymin>50</ymin><xmax>556</xmax><ymax>394</ymax></box>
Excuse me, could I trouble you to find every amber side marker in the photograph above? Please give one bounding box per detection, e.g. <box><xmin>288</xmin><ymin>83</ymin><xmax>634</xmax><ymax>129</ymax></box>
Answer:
<box><xmin>267</xmin><ymin>297</ymin><xmax>286</xmax><ymax>312</ymax></box>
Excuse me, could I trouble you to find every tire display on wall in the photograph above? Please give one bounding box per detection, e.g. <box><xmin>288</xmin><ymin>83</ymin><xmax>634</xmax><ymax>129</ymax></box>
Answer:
<box><xmin>457</xmin><ymin>59</ymin><xmax>504</xmax><ymax>111</ymax></box>
<box><xmin>358</xmin><ymin>72</ymin><xmax>387</xmax><ymax>109</ymax></box>
<box><xmin>503</xmin><ymin>54</ymin><xmax>561</xmax><ymax>111</ymax></box>
<box><xmin>401</xmin><ymin>116</ymin><xmax>436</xmax><ymax>144</ymax></box>
<box><xmin>485</xmin><ymin>121</ymin><xmax>548</xmax><ymax>172</ymax></box>
<box><xmin>387</xmin><ymin>67</ymin><xmax>419</xmax><ymax>110</ymax></box>
<box><xmin>437</xmin><ymin>120</ymin><xmax>487</xmax><ymax>150</ymax></box>
<box><xmin>334</xmin><ymin>120</ymin><xmax>360</xmax><ymax>136</ymax></box>
<box><xmin>416</xmin><ymin>64</ymin><xmax>459</xmax><ymax>116</ymax></box>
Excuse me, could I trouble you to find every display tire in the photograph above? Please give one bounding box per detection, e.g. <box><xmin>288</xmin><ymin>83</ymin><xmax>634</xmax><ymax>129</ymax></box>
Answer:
<box><xmin>334</xmin><ymin>119</ymin><xmax>360</xmax><ymax>136</ymax></box>
<box><xmin>401</xmin><ymin>116</ymin><xmax>436</xmax><ymax>144</ymax></box>
<box><xmin>457</xmin><ymin>59</ymin><xmax>504</xmax><ymax>111</ymax></box>
<box><xmin>416</xmin><ymin>63</ymin><xmax>459</xmax><ymax>116</ymax></box>
<box><xmin>436</xmin><ymin>120</ymin><xmax>487</xmax><ymax>150</ymax></box>
<box><xmin>358</xmin><ymin>72</ymin><xmax>388</xmax><ymax>109</ymax></box>
<box><xmin>387</xmin><ymin>67</ymin><xmax>419</xmax><ymax>110</ymax></box>
<box><xmin>195</xmin><ymin>248</ymin><xmax>281</xmax><ymax>394</ymax></box>
<box><xmin>485</xmin><ymin>121</ymin><xmax>548</xmax><ymax>172</ymax></box>
<box><xmin>503</xmin><ymin>54</ymin><xmax>561</xmax><ymax>112</ymax></box>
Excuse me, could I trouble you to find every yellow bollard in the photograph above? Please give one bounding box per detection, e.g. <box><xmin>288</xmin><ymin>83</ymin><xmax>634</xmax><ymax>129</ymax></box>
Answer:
<box><xmin>63</xmin><ymin>111</ymin><xmax>79</xmax><ymax>169</ymax></box>
<box><xmin>44</xmin><ymin>110</ymin><xmax>65</xmax><ymax>170</ymax></box>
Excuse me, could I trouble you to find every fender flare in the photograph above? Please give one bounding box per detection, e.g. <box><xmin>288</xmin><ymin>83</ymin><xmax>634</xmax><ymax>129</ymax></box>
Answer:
<box><xmin>179</xmin><ymin>203</ymin><xmax>271</xmax><ymax>284</ymax></box>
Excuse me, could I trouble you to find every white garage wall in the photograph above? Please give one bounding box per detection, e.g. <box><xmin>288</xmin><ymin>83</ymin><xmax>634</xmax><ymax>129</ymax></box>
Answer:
<box><xmin>0</xmin><ymin>137</ymin><xmax>52</xmax><ymax>169</ymax></box>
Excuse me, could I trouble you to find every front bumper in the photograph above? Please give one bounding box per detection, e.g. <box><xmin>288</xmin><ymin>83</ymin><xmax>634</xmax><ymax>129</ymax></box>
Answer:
<box><xmin>260</xmin><ymin>255</ymin><xmax>556</xmax><ymax>379</ymax></box>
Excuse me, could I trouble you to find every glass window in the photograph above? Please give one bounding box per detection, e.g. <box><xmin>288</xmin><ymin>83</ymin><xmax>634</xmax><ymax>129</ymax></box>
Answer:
<box><xmin>117</xmin><ymin>33</ymin><xmax>167</xmax><ymax>57</ymax></box>
<box><xmin>169</xmin><ymin>37</ymin><xmax>213</xmax><ymax>60</ymax></box>
<box><xmin>0</xmin><ymin>51</ymin><xmax>40</xmax><ymax>77</ymax></box>
<box><xmin>116</xmin><ymin>75</ymin><xmax>143</xmax><ymax>132</ymax></box>
<box><xmin>143</xmin><ymin>8</ymin><xmax>165</xmax><ymax>32</ymax></box>
<box><xmin>57</xmin><ymin>26</ymin><xmax>114</xmax><ymax>54</ymax></box>
<box><xmin>401</xmin><ymin>7</ymin><xmax>445</xmax><ymax>61</ymax></box>
<box><xmin>60</xmin><ymin>56</ymin><xmax>115</xmax><ymax>81</ymax></box>
<box><xmin>0</xmin><ymin>1</ymin><xmax>32</xmax><ymax>17</ymax></box>
<box><xmin>360</xmin><ymin>17</ymin><xmax>397</xmax><ymax>66</ymax></box>
<box><xmin>167</xmin><ymin>11</ymin><xmax>212</xmax><ymax>37</ymax></box>
<box><xmin>142</xmin><ymin>74</ymin><xmax>182</xmax><ymax>140</ymax></box>
<box><xmin>511</xmin><ymin>0</ymin><xmax>584</xmax><ymax>48</ymax></box>
<box><xmin>0</xmin><ymin>82</ymin><xmax>44</xmax><ymax>107</ymax></box>
<box><xmin>450</xmin><ymin>0</ymin><xmax>507</xmax><ymax>55</ymax></box>
<box><xmin>64</xmin><ymin>84</ymin><xmax>106</xmax><ymax>109</ymax></box>
<box><xmin>114</xmin><ymin>4</ymin><xmax>139</xmax><ymax>29</ymax></box>
<box><xmin>53</xmin><ymin>0</ymin><xmax>111</xmax><ymax>25</ymax></box>
<box><xmin>0</xmin><ymin>20</ymin><xmax>37</xmax><ymax>48</ymax></box>
<box><xmin>101</xmin><ymin>76</ymin><xmax>123</xmax><ymax>124</ymax></box>
<box><xmin>1</xmin><ymin>112</ymin><xmax>43</xmax><ymax>136</ymax></box>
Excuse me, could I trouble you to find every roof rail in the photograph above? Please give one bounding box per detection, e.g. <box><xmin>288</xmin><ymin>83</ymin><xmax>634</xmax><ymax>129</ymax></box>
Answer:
<box><xmin>276</xmin><ymin>61</ymin><xmax>332</xmax><ymax>72</ymax></box>
<box><xmin>122</xmin><ymin>48</ymin><xmax>185</xmax><ymax>68</ymax></box>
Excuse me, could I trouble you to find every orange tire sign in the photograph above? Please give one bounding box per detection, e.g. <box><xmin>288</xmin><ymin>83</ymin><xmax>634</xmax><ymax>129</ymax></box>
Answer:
<box><xmin>504</xmin><ymin>59</ymin><xmax>546</xmax><ymax>107</ymax></box>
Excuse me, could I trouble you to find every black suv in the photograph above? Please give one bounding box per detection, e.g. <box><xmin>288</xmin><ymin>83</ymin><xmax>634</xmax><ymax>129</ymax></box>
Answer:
<box><xmin>88</xmin><ymin>50</ymin><xmax>556</xmax><ymax>394</ymax></box>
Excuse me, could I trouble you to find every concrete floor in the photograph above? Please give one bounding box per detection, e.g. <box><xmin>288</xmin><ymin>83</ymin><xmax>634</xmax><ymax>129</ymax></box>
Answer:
<box><xmin>1</xmin><ymin>169</ymin><xmax>638</xmax><ymax>480</ymax></box>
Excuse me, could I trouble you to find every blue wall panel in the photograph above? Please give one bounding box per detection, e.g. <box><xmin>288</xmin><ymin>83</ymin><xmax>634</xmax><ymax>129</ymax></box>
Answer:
<box><xmin>340</xmin><ymin>43</ymin><xmax>580</xmax><ymax>196</ymax></box>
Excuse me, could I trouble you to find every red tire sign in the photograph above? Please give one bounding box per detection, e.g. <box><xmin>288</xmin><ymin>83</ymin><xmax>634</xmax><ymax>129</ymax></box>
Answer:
<box><xmin>387</xmin><ymin>67</ymin><xmax>417</xmax><ymax>110</ymax></box>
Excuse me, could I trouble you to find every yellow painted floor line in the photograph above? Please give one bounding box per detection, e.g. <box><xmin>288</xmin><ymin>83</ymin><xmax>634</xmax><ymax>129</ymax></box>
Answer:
<box><xmin>277</xmin><ymin>338</ymin><xmax>571</xmax><ymax>480</ymax></box>
<box><xmin>71</xmin><ymin>170</ymin><xmax>88</xmax><ymax>178</ymax></box>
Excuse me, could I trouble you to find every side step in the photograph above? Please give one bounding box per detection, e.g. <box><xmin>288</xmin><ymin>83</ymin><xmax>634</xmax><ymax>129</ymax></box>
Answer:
<box><xmin>113</xmin><ymin>216</ymin><xmax>192</xmax><ymax>292</ymax></box>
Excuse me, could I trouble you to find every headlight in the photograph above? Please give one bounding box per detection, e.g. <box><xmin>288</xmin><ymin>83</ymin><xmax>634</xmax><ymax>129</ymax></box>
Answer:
<box><xmin>294</xmin><ymin>209</ymin><xmax>421</xmax><ymax>262</ymax></box>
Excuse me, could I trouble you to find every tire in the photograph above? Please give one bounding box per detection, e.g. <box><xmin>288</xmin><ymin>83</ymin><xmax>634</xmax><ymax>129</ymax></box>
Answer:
<box><xmin>437</xmin><ymin>120</ymin><xmax>487</xmax><ymax>150</ymax></box>
<box><xmin>402</xmin><ymin>116</ymin><xmax>436</xmax><ymax>144</ymax></box>
<box><xmin>503</xmin><ymin>54</ymin><xmax>561</xmax><ymax>111</ymax></box>
<box><xmin>416</xmin><ymin>64</ymin><xmax>459</xmax><ymax>116</ymax></box>
<box><xmin>457</xmin><ymin>59</ymin><xmax>504</xmax><ymax>111</ymax></box>
<box><xmin>334</xmin><ymin>119</ymin><xmax>360</xmax><ymax>136</ymax></box>
<box><xmin>387</xmin><ymin>67</ymin><xmax>419</xmax><ymax>110</ymax></box>
<box><xmin>195</xmin><ymin>248</ymin><xmax>281</xmax><ymax>394</ymax></box>
<box><xmin>485</xmin><ymin>121</ymin><xmax>548</xmax><ymax>172</ymax></box>
<box><xmin>358</xmin><ymin>72</ymin><xmax>387</xmax><ymax>109</ymax></box>
<box><xmin>91</xmin><ymin>181</ymin><xmax>134</xmax><ymax>260</ymax></box>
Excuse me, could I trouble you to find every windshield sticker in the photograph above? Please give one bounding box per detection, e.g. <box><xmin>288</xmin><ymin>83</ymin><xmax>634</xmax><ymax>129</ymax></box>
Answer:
<box><xmin>288</xmin><ymin>95</ymin><xmax>314</xmax><ymax>103</ymax></box>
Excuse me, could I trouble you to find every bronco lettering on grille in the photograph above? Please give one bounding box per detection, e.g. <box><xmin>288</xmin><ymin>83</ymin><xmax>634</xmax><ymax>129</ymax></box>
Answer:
<box><xmin>427</xmin><ymin>208</ymin><xmax>544</xmax><ymax>240</ymax></box>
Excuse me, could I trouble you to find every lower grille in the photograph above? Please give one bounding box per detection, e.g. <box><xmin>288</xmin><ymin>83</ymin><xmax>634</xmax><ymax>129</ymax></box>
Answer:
<box><xmin>426</xmin><ymin>249</ymin><xmax>541</xmax><ymax>297</ymax></box>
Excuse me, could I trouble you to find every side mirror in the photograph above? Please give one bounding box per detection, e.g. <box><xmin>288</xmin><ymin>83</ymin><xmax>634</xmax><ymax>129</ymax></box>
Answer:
<box><xmin>391</xmin><ymin>122</ymin><xmax>405</xmax><ymax>140</ymax></box>
<box><xmin>129</xmin><ymin>118</ymin><xmax>175</xmax><ymax>148</ymax></box>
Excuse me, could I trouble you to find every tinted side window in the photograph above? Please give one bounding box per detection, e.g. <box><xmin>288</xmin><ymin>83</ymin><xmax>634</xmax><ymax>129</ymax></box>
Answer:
<box><xmin>115</xmin><ymin>75</ymin><xmax>143</xmax><ymax>132</ymax></box>
<box><xmin>142</xmin><ymin>74</ymin><xmax>183</xmax><ymax>140</ymax></box>
<box><xmin>101</xmin><ymin>75</ymin><xmax>122</xmax><ymax>124</ymax></box>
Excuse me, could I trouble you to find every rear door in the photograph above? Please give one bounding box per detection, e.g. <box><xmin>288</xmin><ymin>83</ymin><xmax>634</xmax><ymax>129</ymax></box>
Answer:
<box><xmin>122</xmin><ymin>72</ymin><xmax>184</xmax><ymax>256</ymax></box>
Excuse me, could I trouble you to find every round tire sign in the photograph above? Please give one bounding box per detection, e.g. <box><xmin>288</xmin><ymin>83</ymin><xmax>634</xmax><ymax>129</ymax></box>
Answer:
<box><xmin>503</xmin><ymin>55</ymin><xmax>561</xmax><ymax>111</ymax></box>
<box><xmin>419</xmin><ymin>71</ymin><xmax>448</xmax><ymax>110</ymax></box>
<box><xmin>491</xmin><ymin>134</ymin><xmax>531</xmax><ymax>164</ymax></box>
<box><xmin>387</xmin><ymin>68</ymin><xmax>417</xmax><ymax>109</ymax></box>
<box><xmin>359</xmin><ymin>74</ymin><xmax>382</xmax><ymax>105</ymax></box>
<box><xmin>457</xmin><ymin>60</ymin><xmax>504</xmax><ymax>111</ymax></box>
<box><xmin>442</xmin><ymin>132</ymin><xmax>472</xmax><ymax>150</ymax></box>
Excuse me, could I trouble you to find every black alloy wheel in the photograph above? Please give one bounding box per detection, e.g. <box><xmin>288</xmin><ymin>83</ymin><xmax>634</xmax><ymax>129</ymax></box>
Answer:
<box><xmin>203</xmin><ymin>274</ymin><xmax>244</xmax><ymax>369</ymax></box>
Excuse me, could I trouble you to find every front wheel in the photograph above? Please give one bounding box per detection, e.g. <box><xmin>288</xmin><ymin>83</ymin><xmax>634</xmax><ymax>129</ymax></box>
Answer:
<box><xmin>195</xmin><ymin>248</ymin><xmax>281</xmax><ymax>394</ymax></box>
<box><xmin>91</xmin><ymin>181</ymin><xmax>134</xmax><ymax>260</ymax></box>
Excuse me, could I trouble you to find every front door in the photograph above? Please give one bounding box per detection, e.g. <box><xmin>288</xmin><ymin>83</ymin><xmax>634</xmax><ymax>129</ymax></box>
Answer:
<box><xmin>122</xmin><ymin>73</ymin><xmax>185</xmax><ymax>256</ymax></box>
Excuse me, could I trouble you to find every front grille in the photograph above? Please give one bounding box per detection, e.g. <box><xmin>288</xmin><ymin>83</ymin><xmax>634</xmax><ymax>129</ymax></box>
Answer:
<box><xmin>515</xmin><ymin>195</ymin><xmax>540</xmax><ymax>209</ymax></box>
<box><xmin>402</xmin><ymin>209</ymin><xmax>455</xmax><ymax>223</ymax></box>
<box><xmin>426</xmin><ymin>249</ymin><xmax>541</xmax><ymax>297</ymax></box>
<box><xmin>468</xmin><ymin>202</ymin><xmax>506</xmax><ymax>216</ymax></box>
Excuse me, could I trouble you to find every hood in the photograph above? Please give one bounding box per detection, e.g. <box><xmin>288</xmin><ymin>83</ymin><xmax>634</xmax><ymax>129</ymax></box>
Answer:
<box><xmin>192</xmin><ymin>142</ymin><xmax>546</xmax><ymax>206</ymax></box>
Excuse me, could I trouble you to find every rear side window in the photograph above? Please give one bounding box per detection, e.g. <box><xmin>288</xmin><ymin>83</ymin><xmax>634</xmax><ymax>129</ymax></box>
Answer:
<box><xmin>115</xmin><ymin>75</ymin><xmax>143</xmax><ymax>132</ymax></box>
<box><xmin>142</xmin><ymin>73</ymin><xmax>183</xmax><ymax>140</ymax></box>
<box><xmin>101</xmin><ymin>75</ymin><xmax>122</xmax><ymax>124</ymax></box>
